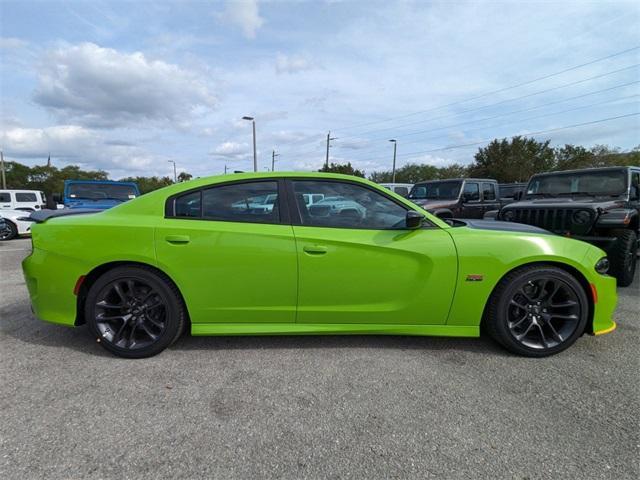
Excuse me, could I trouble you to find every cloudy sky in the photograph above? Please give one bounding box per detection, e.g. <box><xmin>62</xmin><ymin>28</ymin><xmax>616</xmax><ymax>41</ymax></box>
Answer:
<box><xmin>1</xmin><ymin>0</ymin><xmax>639</xmax><ymax>179</ymax></box>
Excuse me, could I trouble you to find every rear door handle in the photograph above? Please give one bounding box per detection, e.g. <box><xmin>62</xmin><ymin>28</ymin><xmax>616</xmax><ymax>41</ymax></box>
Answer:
<box><xmin>303</xmin><ymin>245</ymin><xmax>328</xmax><ymax>255</ymax></box>
<box><xmin>165</xmin><ymin>234</ymin><xmax>190</xmax><ymax>244</ymax></box>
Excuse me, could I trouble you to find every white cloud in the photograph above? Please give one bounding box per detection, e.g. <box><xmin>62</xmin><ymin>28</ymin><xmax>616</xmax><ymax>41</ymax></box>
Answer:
<box><xmin>1</xmin><ymin>125</ymin><xmax>157</xmax><ymax>173</ymax></box>
<box><xmin>0</xmin><ymin>37</ymin><xmax>28</xmax><ymax>49</ymax></box>
<box><xmin>33</xmin><ymin>43</ymin><xmax>217</xmax><ymax>128</ymax></box>
<box><xmin>275</xmin><ymin>53</ymin><xmax>315</xmax><ymax>74</ymax></box>
<box><xmin>211</xmin><ymin>141</ymin><xmax>251</xmax><ymax>159</ymax></box>
<box><xmin>220</xmin><ymin>0</ymin><xmax>264</xmax><ymax>39</ymax></box>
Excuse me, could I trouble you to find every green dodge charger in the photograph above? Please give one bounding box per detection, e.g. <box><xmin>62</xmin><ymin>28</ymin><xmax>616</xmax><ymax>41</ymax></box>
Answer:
<box><xmin>22</xmin><ymin>173</ymin><xmax>617</xmax><ymax>358</ymax></box>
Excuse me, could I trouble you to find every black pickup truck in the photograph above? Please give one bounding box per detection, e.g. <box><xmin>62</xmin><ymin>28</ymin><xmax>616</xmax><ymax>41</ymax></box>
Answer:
<box><xmin>407</xmin><ymin>178</ymin><xmax>501</xmax><ymax>219</ymax></box>
<box><xmin>495</xmin><ymin>166</ymin><xmax>639</xmax><ymax>286</ymax></box>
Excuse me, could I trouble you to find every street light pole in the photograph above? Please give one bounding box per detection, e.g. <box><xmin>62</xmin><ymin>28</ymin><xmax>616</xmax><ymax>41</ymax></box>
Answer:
<box><xmin>389</xmin><ymin>139</ymin><xmax>397</xmax><ymax>184</ymax></box>
<box><xmin>168</xmin><ymin>160</ymin><xmax>177</xmax><ymax>182</ymax></box>
<box><xmin>0</xmin><ymin>151</ymin><xmax>6</xmax><ymax>189</ymax></box>
<box><xmin>243</xmin><ymin>116</ymin><xmax>257</xmax><ymax>172</ymax></box>
<box><xmin>324</xmin><ymin>131</ymin><xmax>338</xmax><ymax>170</ymax></box>
<box><xmin>271</xmin><ymin>150</ymin><xmax>280</xmax><ymax>172</ymax></box>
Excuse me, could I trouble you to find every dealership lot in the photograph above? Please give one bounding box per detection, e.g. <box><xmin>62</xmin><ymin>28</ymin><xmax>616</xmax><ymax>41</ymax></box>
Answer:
<box><xmin>1</xmin><ymin>238</ymin><xmax>638</xmax><ymax>479</ymax></box>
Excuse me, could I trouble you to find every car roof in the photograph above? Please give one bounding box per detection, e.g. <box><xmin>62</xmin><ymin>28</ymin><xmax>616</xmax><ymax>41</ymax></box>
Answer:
<box><xmin>531</xmin><ymin>166</ymin><xmax>633</xmax><ymax>177</ymax></box>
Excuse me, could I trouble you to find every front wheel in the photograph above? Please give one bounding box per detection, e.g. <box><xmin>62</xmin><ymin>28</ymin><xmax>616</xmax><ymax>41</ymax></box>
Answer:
<box><xmin>85</xmin><ymin>266</ymin><xmax>186</xmax><ymax>358</ymax></box>
<box><xmin>485</xmin><ymin>266</ymin><xmax>589</xmax><ymax>357</ymax></box>
<box><xmin>0</xmin><ymin>221</ymin><xmax>17</xmax><ymax>241</ymax></box>
<box><xmin>608</xmin><ymin>230</ymin><xmax>637</xmax><ymax>287</ymax></box>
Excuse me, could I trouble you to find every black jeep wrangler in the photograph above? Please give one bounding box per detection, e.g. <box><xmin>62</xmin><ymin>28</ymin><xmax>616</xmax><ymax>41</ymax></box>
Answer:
<box><xmin>496</xmin><ymin>166</ymin><xmax>640</xmax><ymax>286</ymax></box>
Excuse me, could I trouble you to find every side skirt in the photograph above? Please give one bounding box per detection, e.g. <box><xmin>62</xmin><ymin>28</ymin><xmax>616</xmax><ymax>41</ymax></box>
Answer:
<box><xmin>191</xmin><ymin>323</ymin><xmax>479</xmax><ymax>337</ymax></box>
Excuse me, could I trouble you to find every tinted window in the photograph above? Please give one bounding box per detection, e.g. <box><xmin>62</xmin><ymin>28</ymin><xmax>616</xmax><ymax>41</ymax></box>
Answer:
<box><xmin>526</xmin><ymin>170</ymin><xmax>627</xmax><ymax>196</ymax></box>
<box><xmin>408</xmin><ymin>181</ymin><xmax>461</xmax><ymax>200</ymax></box>
<box><xmin>292</xmin><ymin>181</ymin><xmax>407</xmax><ymax>229</ymax></box>
<box><xmin>394</xmin><ymin>187</ymin><xmax>409</xmax><ymax>196</ymax></box>
<box><xmin>463</xmin><ymin>183</ymin><xmax>480</xmax><ymax>201</ymax></box>
<box><xmin>16</xmin><ymin>192</ymin><xmax>37</xmax><ymax>202</ymax></box>
<box><xmin>0</xmin><ymin>193</ymin><xmax>10</xmax><ymax>203</ymax></box>
<box><xmin>174</xmin><ymin>190</ymin><xmax>201</xmax><ymax>217</ymax></box>
<box><xmin>68</xmin><ymin>183</ymin><xmax>137</xmax><ymax>201</ymax></box>
<box><xmin>482</xmin><ymin>183</ymin><xmax>496</xmax><ymax>201</ymax></box>
<box><xmin>202</xmin><ymin>181</ymin><xmax>280</xmax><ymax>223</ymax></box>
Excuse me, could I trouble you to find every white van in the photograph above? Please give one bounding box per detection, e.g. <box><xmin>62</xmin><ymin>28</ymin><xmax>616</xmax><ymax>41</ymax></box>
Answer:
<box><xmin>0</xmin><ymin>190</ymin><xmax>47</xmax><ymax>212</ymax></box>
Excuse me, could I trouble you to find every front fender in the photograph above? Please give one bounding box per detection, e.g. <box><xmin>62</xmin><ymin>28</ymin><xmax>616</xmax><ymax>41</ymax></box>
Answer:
<box><xmin>445</xmin><ymin>227</ymin><xmax>616</xmax><ymax>332</ymax></box>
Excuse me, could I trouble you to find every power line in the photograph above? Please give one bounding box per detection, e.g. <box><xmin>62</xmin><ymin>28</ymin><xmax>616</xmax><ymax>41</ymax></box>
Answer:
<box><xmin>332</xmin><ymin>85</ymin><xmax>640</xmax><ymax>156</ymax></box>
<box><xmin>333</xmin><ymin>46</ymin><xmax>640</xmax><ymax>133</ymax></box>
<box><xmin>351</xmin><ymin>112</ymin><xmax>640</xmax><ymax>163</ymax></box>
<box><xmin>336</xmin><ymin>64</ymin><xmax>640</xmax><ymax>140</ymax></box>
<box><xmin>282</xmin><ymin>64</ymin><xmax>640</xmax><ymax>159</ymax></box>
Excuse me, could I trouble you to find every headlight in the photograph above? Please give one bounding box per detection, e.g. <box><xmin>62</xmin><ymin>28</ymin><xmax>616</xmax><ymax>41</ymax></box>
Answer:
<box><xmin>503</xmin><ymin>210</ymin><xmax>515</xmax><ymax>221</ymax></box>
<box><xmin>572</xmin><ymin>210</ymin><xmax>592</xmax><ymax>225</ymax></box>
<box><xmin>595</xmin><ymin>257</ymin><xmax>610</xmax><ymax>274</ymax></box>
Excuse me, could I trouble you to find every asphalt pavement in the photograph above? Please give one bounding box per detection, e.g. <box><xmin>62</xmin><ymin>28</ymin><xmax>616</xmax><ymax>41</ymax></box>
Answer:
<box><xmin>1</xmin><ymin>238</ymin><xmax>638</xmax><ymax>479</ymax></box>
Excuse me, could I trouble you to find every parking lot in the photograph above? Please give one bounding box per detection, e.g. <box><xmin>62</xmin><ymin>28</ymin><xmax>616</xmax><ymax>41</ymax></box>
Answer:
<box><xmin>0</xmin><ymin>237</ymin><xmax>638</xmax><ymax>479</ymax></box>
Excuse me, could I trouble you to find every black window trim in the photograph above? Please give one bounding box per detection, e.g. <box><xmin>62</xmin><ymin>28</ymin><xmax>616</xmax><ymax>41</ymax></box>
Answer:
<box><xmin>164</xmin><ymin>178</ymin><xmax>290</xmax><ymax>225</ymax></box>
<box><xmin>284</xmin><ymin>177</ymin><xmax>436</xmax><ymax>230</ymax></box>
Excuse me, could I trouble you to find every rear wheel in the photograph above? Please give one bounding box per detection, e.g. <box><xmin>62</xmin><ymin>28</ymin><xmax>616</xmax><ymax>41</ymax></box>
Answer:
<box><xmin>0</xmin><ymin>221</ymin><xmax>17</xmax><ymax>241</ymax></box>
<box><xmin>485</xmin><ymin>266</ymin><xmax>588</xmax><ymax>357</ymax></box>
<box><xmin>608</xmin><ymin>230</ymin><xmax>637</xmax><ymax>287</ymax></box>
<box><xmin>85</xmin><ymin>266</ymin><xmax>185</xmax><ymax>358</ymax></box>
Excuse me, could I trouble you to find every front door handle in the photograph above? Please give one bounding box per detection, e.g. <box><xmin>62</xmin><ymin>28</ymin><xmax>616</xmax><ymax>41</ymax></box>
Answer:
<box><xmin>165</xmin><ymin>234</ymin><xmax>190</xmax><ymax>244</ymax></box>
<box><xmin>303</xmin><ymin>245</ymin><xmax>328</xmax><ymax>255</ymax></box>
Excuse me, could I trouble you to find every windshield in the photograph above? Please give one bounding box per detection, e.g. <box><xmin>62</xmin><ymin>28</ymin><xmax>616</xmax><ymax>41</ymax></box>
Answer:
<box><xmin>408</xmin><ymin>181</ymin><xmax>462</xmax><ymax>200</ymax></box>
<box><xmin>67</xmin><ymin>183</ymin><xmax>137</xmax><ymax>201</ymax></box>
<box><xmin>526</xmin><ymin>170</ymin><xmax>627</xmax><ymax>197</ymax></box>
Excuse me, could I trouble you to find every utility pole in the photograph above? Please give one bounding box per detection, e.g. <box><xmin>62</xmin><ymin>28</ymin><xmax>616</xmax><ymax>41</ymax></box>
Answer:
<box><xmin>0</xmin><ymin>151</ymin><xmax>6</xmax><ymax>189</ymax></box>
<box><xmin>242</xmin><ymin>116</ymin><xmax>257</xmax><ymax>172</ymax></box>
<box><xmin>389</xmin><ymin>139</ymin><xmax>397</xmax><ymax>184</ymax></box>
<box><xmin>168</xmin><ymin>160</ymin><xmax>177</xmax><ymax>182</ymax></box>
<box><xmin>224</xmin><ymin>164</ymin><xmax>228</xmax><ymax>175</ymax></box>
<box><xmin>271</xmin><ymin>150</ymin><xmax>279</xmax><ymax>172</ymax></box>
<box><xmin>325</xmin><ymin>131</ymin><xmax>337</xmax><ymax>170</ymax></box>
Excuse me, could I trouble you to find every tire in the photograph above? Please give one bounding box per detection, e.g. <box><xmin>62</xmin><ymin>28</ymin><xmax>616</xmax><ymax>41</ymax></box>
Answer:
<box><xmin>485</xmin><ymin>265</ymin><xmax>589</xmax><ymax>357</ymax></box>
<box><xmin>608</xmin><ymin>230</ymin><xmax>637</xmax><ymax>287</ymax></box>
<box><xmin>0</xmin><ymin>221</ymin><xmax>17</xmax><ymax>241</ymax></box>
<box><xmin>85</xmin><ymin>266</ymin><xmax>186</xmax><ymax>358</ymax></box>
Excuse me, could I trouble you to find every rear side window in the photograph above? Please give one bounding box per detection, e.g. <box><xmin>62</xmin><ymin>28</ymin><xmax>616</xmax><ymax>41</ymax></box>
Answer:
<box><xmin>482</xmin><ymin>183</ymin><xmax>496</xmax><ymax>201</ymax></box>
<box><xmin>463</xmin><ymin>182</ymin><xmax>480</xmax><ymax>201</ymax></box>
<box><xmin>394</xmin><ymin>187</ymin><xmax>409</xmax><ymax>196</ymax></box>
<box><xmin>16</xmin><ymin>193</ymin><xmax>38</xmax><ymax>202</ymax></box>
<box><xmin>170</xmin><ymin>181</ymin><xmax>280</xmax><ymax>224</ymax></box>
<box><xmin>0</xmin><ymin>192</ymin><xmax>10</xmax><ymax>202</ymax></box>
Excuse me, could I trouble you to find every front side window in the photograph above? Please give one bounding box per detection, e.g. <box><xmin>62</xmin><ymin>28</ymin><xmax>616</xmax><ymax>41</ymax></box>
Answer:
<box><xmin>172</xmin><ymin>181</ymin><xmax>280</xmax><ymax>223</ymax></box>
<box><xmin>16</xmin><ymin>192</ymin><xmax>37</xmax><ymax>202</ymax></box>
<box><xmin>463</xmin><ymin>182</ymin><xmax>480</xmax><ymax>201</ymax></box>
<box><xmin>292</xmin><ymin>180</ymin><xmax>407</xmax><ymax>229</ymax></box>
<box><xmin>482</xmin><ymin>183</ymin><xmax>496</xmax><ymax>201</ymax></box>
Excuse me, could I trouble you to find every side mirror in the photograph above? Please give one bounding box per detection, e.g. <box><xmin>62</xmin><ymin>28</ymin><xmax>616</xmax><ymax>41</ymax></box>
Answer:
<box><xmin>406</xmin><ymin>210</ymin><xmax>424</xmax><ymax>229</ymax></box>
<box><xmin>514</xmin><ymin>191</ymin><xmax>524</xmax><ymax>201</ymax></box>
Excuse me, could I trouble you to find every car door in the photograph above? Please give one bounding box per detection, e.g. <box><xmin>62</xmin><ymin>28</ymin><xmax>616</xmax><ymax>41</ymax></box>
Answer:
<box><xmin>288</xmin><ymin>179</ymin><xmax>457</xmax><ymax>325</ymax></box>
<box><xmin>460</xmin><ymin>182</ymin><xmax>483</xmax><ymax>218</ymax></box>
<box><xmin>481</xmin><ymin>182</ymin><xmax>500</xmax><ymax>216</ymax></box>
<box><xmin>155</xmin><ymin>179</ymin><xmax>297</xmax><ymax>325</ymax></box>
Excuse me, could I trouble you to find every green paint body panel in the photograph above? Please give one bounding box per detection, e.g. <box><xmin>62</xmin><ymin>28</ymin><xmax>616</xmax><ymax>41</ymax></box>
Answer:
<box><xmin>22</xmin><ymin>172</ymin><xmax>617</xmax><ymax>339</ymax></box>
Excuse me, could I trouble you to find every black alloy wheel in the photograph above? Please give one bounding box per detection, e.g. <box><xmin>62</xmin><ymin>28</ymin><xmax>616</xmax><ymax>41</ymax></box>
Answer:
<box><xmin>486</xmin><ymin>266</ymin><xmax>589</xmax><ymax>357</ymax></box>
<box><xmin>86</xmin><ymin>266</ymin><xmax>185</xmax><ymax>358</ymax></box>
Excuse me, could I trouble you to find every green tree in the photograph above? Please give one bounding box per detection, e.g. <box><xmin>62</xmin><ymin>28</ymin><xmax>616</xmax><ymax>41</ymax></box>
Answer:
<box><xmin>318</xmin><ymin>162</ymin><xmax>365</xmax><ymax>177</ymax></box>
<box><xmin>177</xmin><ymin>171</ymin><xmax>193</xmax><ymax>182</ymax></box>
<box><xmin>119</xmin><ymin>176</ymin><xmax>173</xmax><ymax>194</ymax></box>
<box><xmin>468</xmin><ymin>136</ymin><xmax>555</xmax><ymax>182</ymax></box>
<box><xmin>4</xmin><ymin>161</ymin><xmax>32</xmax><ymax>189</ymax></box>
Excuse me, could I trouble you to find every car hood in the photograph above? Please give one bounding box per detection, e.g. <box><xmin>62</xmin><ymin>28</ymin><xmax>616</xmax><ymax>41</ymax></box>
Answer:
<box><xmin>452</xmin><ymin>219</ymin><xmax>552</xmax><ymax>235</ymax></box>
<box><xmin>506</xmin><ymin>198</ymin><xmax>624</xmax><ymax>209</ymax></box>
